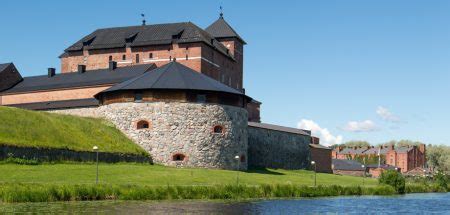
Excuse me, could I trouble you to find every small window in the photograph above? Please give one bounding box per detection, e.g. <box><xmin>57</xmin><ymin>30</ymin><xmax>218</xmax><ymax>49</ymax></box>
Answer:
<box><xmin>186</xmin><ymin>54</ymin><xmax>188</xmax><ymax>60</ymax></box>
<box><xmin>135</xmin><ymin>92</ymin><xmax>143</xmax><ymax>102</ymax></box>
<box><xmin>173</xmin><ymin>153</ymin><xmax>186</xmax><ymax>161</ymax></box>
<box><xmin>169</xmin><ymin>56</ymin><xmax>172</xmax><ymax>61</ymax></box>
<box><xmin>136</xmin><ymin>54</ymin><xmax>140</xmax><ymax>63</ymax></box>
<box><xmin>109</xmin><ymin>56</ymin><xmax>113</xmax><ymax>61</ymax></box>
<box><xmin>122</xmin><ymin>55</ymin><xmax>126</xmax><ymax>60</ymax></box>
<box><xmin>197</xmin><ymin>94</ymin><xmax>206</xmax><ymax>103</ymax></box>
<box><xmin>149</xmin><ymin>53</ymin><xmax>153</xmax><ymax>59</ymax></box>
<box><xmin>240</xmin><ymin>155</ymin><xmax>246</xmax><ymax>163</ymax></box>
<box><xmin>213</xmin><ymin>125</ymin><xmax>224</xmax><ymax>134</ymax></box>
<box><xmin>136</xmin><ymin>120</ymin><xmax>150</xmax><ymax>130</ymax></box>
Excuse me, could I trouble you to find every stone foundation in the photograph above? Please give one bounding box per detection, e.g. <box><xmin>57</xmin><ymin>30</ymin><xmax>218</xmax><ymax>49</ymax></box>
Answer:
<box><xmin>97</xmin><ymin>102</ymin><xmax>248</xmax><ymax>170</ymax></box>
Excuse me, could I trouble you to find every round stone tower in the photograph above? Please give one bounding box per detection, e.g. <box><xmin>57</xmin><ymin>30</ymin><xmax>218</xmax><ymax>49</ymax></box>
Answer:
<box><xmin>95</xmin><ymin>62</ymin><xmax>249</xmax><ymax>170</ymax></box>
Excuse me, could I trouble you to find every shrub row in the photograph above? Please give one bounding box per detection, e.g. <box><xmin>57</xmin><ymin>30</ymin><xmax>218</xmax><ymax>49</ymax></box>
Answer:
<box><xmin>0</xmin><ymin>184</ymin><xmax>399</xmax><ymax>203</ymax></box>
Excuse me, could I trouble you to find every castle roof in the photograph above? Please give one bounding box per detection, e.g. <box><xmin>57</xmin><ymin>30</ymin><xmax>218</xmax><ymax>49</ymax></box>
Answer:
<box><xmin>0</xmin><ymin>63</ymin><xmax>23</xmax><ymax>92</ymax></box>
<box><xmin>206</xmin><ymin>17</ymin><xmax>246</xmax><ymax>44</ymax></box>
<box><xmin>248</xmin><ymin>122</ymin><xmax>311</xmax><ymax>136</ymax></box>
<box><xmin>97</xmin><ymin>62</ymin><xmax>246</xmax><ymax>97</ymax></box>
<box><xmin>64</xmin><ymin>22</ymin><xmax>235</xmax><ymax>60</ymax></box>
<box><xmin>1</xmin><ymin>64</ymin><xmax>155</xmax><ymax>94</ymax></box>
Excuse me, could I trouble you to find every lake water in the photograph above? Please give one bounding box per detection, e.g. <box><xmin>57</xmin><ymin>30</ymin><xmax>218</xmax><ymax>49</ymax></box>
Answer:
<box><xmin>1</xmin><ymin>193</ymin><xmax>449</xmax><ymax>214</ymax></box>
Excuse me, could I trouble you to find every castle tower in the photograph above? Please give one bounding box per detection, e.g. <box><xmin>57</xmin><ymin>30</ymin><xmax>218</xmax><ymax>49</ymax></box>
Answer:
<box><xmin>206</xmin><ymin>14</ymin><xmax>246</xmax><ymax>90</ymax></box>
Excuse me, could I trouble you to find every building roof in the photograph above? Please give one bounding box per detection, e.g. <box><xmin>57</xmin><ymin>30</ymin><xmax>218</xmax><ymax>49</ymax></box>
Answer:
<box><xmin>1</xmin><ymin>64</ymin><xmax>155</xmax><ymax>94</ymax></box>
<box><xmin>64</xmin><ymin>22</ymin><xmax>235</xmax><ymax>60</ymax></box>
<box><xmin>97</xmin><ymin>62</ymin><xmax>246</xmax><ymax>97</ymax></box>
<box><xmin>332</xmin><ymin>159</ymin><xmax>365</xmax><ymax>171</ymax></box>
<box><xmin>309</xmin><ymin>144</ymin><xmax>331</xmax><ymax>150</ymax></box>
<box><xmin>0</xmin><ymin>63</ymin><xmax>11</xmax><ymax>72</ymax></box>
<box><xmin>337</xmin><ymin>147</ymin><xmax>369</xmax><ymax>155</ymax></box>
<box><xmin>366</xmin><ymin>164</ymin><xmax>397</xmax><ymax>170</ymax></box>
<box><xmin>395</xmin><ymin>146</ymin><xmax>414</xmax><ymax>153</ymax></box>
<box><xmin>248</xmin><ymin>122</ymin><xmax>311</xmax><ymax>136</ymax></box>
<box><xmin>205</xmin><ymin>17</ymin><xmax>246</xmax><ymax>44</ymax></box>
<box><xmin>6</xmin><ymin>98</ymin><xmax>99</xmax><ymax>110</ymax></box>
<box><xmin>363</xmin><ymin>147</ymin><xmax>390</xmax><ymax>155</ymax></box>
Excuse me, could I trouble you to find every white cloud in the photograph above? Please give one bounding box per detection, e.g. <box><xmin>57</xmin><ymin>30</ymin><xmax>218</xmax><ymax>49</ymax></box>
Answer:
<box><xmin>297</xmin><ymin>119</ymin><xmax>343</xmax><ymax>146</ymax></box>
<box><xmin>341</xmin><ymin>120</ymin><xmax>379</xmax><ymax>132</ymax></box>
<box><xmin>376</xmin><ymin>106</ymin><xmax>401</xmax><ymax>122</ymax></box>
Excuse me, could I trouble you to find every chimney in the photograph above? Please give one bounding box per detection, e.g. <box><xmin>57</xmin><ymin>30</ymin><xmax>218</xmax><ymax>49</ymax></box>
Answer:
<box><xmin>419</xmin><ymin>144</ymin><xmax>426</xmax><ymax>154</ymax></box>
<box><xmin>109</xmin><ymin>61</ymin><xmax>117</xmax><ymax>70</ymax></box>
<box><xmin>47</xmin><ymin>68</ymin><xmax>56</xmax><ymax>77</ymax></box>
<box><xmin>389</xmin><ymin>145</ymin><xmax>394</xmax><ymax>150</ymax></box>
<box><xmin>78</xmin><ymin>65</ymin><xmax>86</xmax><ymax>74</ymax></box>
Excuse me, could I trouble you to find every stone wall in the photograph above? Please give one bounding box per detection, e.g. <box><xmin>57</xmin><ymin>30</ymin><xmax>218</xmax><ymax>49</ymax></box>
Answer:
<box><xmin>97</xmin><ymin>102</ymin><xmax>248</xmax><ymax>170</ymax></box>
<box><xmin>48</xmin><ymin>106</ymin><xmax>101</xmax><ymax>118</ymax></box>
<box><xmin>0</xmin><ymin>144</ymin><xmax>152</xmax><ymax>163</ymax></box>
<box><xmin>248</xmin><ymin>126</ymin><xmax>311</xmax><ymax>170</ymax></box>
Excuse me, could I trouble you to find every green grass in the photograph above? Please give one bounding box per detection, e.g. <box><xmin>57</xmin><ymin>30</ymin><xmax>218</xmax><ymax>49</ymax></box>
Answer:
<box><xmin>0</xmin><ymin>184</ymin><xmax>397</xmax><ymax>203</ymax></box>
<box><xmin>0</xmin><ymin>106</ymin><xmax>146</xmax><ymax>155</ymax></box>
<box><xmin>0</xmin><ymin>163</ymin><xmax>377</xmax><ymax>186</ymax></box>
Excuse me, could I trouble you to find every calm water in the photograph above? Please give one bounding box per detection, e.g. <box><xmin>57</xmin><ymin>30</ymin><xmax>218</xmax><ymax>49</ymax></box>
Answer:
<box><xmin>1</xmin><ymin>193</ymin><xmax>449</xmax><ymax>214</ymax></box>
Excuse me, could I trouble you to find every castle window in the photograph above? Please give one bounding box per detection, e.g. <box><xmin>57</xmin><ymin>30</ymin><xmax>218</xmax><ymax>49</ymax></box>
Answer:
<box><xmin>122</xmin><ymin>55</ymin><xmax>126</xmax><ymax>60</ymax></box>
<box><xmin>109</xmin><ymin>55</ymin><xmax>113</xmax><ymax>61</ymax></box>
<box><xmin>213</xmin><ymin>125</ymin><xmax>224</xmax><ymax>134</ymax></box>
<box><xmin>197</xmin><ymin>94</ymin><xmax>206</xmax><ymax>103</ymax></box>
<box><xmin>136</xmin><ymin>54</ymin><xmax>140</xmax><ymax>63</ymax></box>
<box><xmin>135</xmin><ymin>92</ymin><xmax>143</xmax><ymax>102</ymax></box>
<box><xmin>149</xmin><ymin>53</ymin><xmax>153</xmax><ymax>59</ymax></box>
<box><xmin>136</xmin><ymin>120</ymin><xmax>150</xmax><ymax>130</ymax></box>
<box><xmin>186</xmin><ymin>54</ymin><xmax>188</xmax><ymax>60</ymax></box>
<box><xmin>240</xmin><ymin>155</ymin><xmax>246</xmax><ymax>163</ymax></box>
<box><xmin>169</xmin><ymin>56</ymin><xmax>172</xmax><ymax>61</ymax></box>
<box><xmin>172</xmin><ymin>153</ymin><xmax>186</xmax><ymax>161</ymax></box>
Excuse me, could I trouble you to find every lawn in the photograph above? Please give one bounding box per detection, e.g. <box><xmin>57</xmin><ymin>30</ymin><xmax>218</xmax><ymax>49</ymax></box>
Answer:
<box><xmin>0</xmin><ymin>107</ymin><xmax>146</xmax><ymax>155</ymax></box>
<box><xmin>0</xmin><ymin>163</ymin><xmax>377</xmax><ymax>187</ymax></box>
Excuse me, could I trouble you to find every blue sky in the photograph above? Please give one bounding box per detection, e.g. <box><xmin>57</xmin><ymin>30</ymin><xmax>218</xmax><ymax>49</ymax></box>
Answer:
<box><xmin>1</xmin><ymin>1</ymin><xmax>449</xmax><ymax>145</ymax></box>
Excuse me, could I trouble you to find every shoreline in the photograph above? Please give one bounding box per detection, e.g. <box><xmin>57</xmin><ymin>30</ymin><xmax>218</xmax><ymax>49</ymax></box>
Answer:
<box><xmin>0</xmin><ymin>183</ymin><xmax>447</xmax><ymax>203</ymax></box>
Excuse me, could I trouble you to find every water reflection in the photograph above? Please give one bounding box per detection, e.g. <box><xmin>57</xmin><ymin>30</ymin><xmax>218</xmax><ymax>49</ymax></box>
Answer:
<box><xmin>1</xmin><ymin>193</ymin><xmax>449</xmax><ymax>214</ymax></box>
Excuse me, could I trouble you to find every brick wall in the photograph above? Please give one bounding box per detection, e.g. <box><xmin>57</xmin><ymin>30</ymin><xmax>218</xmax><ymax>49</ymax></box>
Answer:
<box><xmin>60</xmin><ymin>42</ymin><xmax>244</xmax><ymax>90</ymax></box>
<box><xmin>310</xmin><ymin>146</ymin><xmax>332</xmax><ymax>173</ymax></box>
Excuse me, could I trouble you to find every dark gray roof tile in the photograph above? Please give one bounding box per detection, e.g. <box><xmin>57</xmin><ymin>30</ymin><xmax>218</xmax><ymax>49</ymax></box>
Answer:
<box><xmin>97</xmin><ymin>62</ymin><xmax>245</xmax><ymax>97</ymax></box>
<box><xmin>206</xmin><ymin>17</ymin><xmax>246</xmax><ymax>44</ymax></box>
<box><xmin>2</xmin><ymin>64</ymin><xmax>155</xmax><ymax>94</ymax></box>
<box><xmin>332</xmin><ymin>159</ymin><xmax>365</xmax><ymax>171</ymax></box>
<box><xmin>248</xmin><ymin>122</ymin><xmax>311</xmax><ymax>136</ymax></box>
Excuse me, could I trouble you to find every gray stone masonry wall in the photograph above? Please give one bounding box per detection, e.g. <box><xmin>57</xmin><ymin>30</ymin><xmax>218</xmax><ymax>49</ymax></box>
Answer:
<box><xmin>248</xmin><ymin>126</ymin><xmax>311</xmax><ymax>169</ymax></box>
<box><xmin>97</xmin><ymin>102</ymin><xmax>248</xmax><ymax>170</ymax></box>
<box><xmin>48</xmin><ymin>107</ymin><xmax>100</xmax><ymax>118</ymax></box>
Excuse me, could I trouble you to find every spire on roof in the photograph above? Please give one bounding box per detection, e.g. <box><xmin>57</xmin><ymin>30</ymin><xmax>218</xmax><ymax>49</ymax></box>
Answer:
<box><xmin>141</xmin><ymin>13</ymin><xmax>146</xmax><ymax>26</ymax></box>
<box><xmin>219</xmin><ymin>6</ymin><xmax>224</xmax><ymax>19</ymax></box>
<box><xmin>205</xmin><ymin>15</ymin><xmax>246</xmax><ymax>44</ymax></box>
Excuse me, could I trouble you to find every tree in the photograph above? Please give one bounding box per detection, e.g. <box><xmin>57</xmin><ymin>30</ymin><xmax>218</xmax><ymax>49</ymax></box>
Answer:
<box><xmin>379</xmin><ymin>170</ymin><xmax>406</xmax><ymax>194</ymax></box>
<box><xmin>427</xmin><ymin>145</ymin><xmax>450</xmax><ymax>172</ymax></box>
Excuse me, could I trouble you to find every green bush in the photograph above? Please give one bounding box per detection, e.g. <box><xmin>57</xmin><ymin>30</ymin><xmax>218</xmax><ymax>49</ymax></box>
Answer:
<box><xmin>434</xmin><ymin>172</ymin><xmax>448</xmax><ymax>191</ymax></box>
<box><xmin>379</xmin><ymin>170</ymin><xmax>406</xmax><ymax>194</ymax></box>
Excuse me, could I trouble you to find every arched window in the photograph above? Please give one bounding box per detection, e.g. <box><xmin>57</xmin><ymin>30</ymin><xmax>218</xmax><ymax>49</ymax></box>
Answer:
<box><xmin>169</xmin><ymin>56</ymin><xmax>172</xmax><ymax>61</ymax></box>
<box><xmin>213</xmin><ymin>125</ymin><xmax>224</xmax><ymax>134</ymax></box>
<box><xmin>186</xmin><ymin>54</ymin><xmax>188</xmax><ymax>60</ymax></box>
<box><xmin>149</xmin><ymin>53</ymin><xmax>153</xmax><ymax>59</ymax></box>
<box><xmin>136</xmin><ymin>120</ymin><xmax>150</xmax><ymax>129</ymax></box>
<box><xmin>240</xmin><ymin>155</ymin><xmax>246</xmax><ymax>163</ymax></box>
<box><xmin>136</xmin><ymin>54</ymin><xmax>140</xmax><ymax>63</ymax></box>
<box><xmin>108</xmin><ymin>55</ymin><xmax>113</xmax><ymax>61</ymax></box>
<box><xmin>122</xmin><ymin>55</ymin><xmax>126</xmax><ymax>60</ymax></box>
<box><xmin>172</xmin><ymin>153</ymin><xmax>186</xmax><ymax>161</ymax></box>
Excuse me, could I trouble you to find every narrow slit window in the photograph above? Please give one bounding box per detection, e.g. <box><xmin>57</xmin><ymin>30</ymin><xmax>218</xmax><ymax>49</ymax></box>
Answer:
<box><xmin>136</xmin><ymin>54</ymin><xmax>140</xmax><ymax>63</ymax></box>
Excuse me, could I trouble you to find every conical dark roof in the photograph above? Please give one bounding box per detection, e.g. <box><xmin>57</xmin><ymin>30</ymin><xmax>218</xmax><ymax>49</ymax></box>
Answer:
<box><xmin>97</xmin><ymin>62</ymin><xmax>245</xmax><ymax>97</ymax></box>
<box><xmin>206</xmin><ymin>17</ymin><xmax>246</xmax><ymax>44</ymax></box>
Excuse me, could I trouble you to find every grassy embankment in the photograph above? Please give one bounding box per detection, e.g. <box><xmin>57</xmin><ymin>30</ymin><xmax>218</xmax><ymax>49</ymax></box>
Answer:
<box><xmin>0</xmin><ymin>163</ymin><xmax>389</xmax><ymax>203</ymax></box>
<box><xmin>0</xmin><ymin>107</ymin><xmax>146</xmax><ymax>155</ymax></box>
<box><xmin>0</xmin><ymin>163</ymin><xmax>445</xmax><ymax>203</ymax></box>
